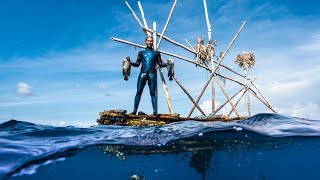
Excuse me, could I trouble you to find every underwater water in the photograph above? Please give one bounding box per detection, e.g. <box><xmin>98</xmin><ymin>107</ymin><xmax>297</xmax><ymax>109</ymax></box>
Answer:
<box><xmin>1</xmin><ymin>113</ymin><xmax>320</xmax><ymax>180</ymax></box>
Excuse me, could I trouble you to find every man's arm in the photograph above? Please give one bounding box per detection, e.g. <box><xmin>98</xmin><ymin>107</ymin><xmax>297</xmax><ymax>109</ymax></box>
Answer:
<box><xmin>131</xmin><ymin>51</ymin><xmax>142</xmax><ymax>67</ymax></box>
<box><xmin>157</xmin><ymin>53</ymin><xmax>167</xmax><ymax>68</ymax></box>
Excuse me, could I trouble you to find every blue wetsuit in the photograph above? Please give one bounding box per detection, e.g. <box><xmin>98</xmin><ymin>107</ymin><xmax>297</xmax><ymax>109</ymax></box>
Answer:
<box><xmin>131</xmin><ymin>47</ymin><xmax>166</xmax><ymax>115</ymax></box>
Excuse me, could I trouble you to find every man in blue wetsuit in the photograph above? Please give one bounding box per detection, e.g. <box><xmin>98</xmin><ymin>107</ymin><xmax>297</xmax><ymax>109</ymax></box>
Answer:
<box><xmin>130</xmin><ymin>36</ymin><xmax>167</xmax><ymax>115</ymax></box>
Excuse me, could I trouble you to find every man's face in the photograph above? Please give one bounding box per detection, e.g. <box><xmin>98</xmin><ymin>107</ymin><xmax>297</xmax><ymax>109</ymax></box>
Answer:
<box><xmin>145</xmin><ymin>37</ymin><xmax>154</xmax><ymax>48</ymax></box>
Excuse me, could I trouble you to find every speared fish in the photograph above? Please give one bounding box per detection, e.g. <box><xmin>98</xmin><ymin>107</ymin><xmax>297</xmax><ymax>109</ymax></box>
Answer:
<box><xmin>167</xmin><ymin>58</ymin><xmax>174</xmax><ymax>81</ymax></box>
<box><xmin>122</xmin><ymin>56</ymin><xmax>131</xmax><ymax>81</ymax></box>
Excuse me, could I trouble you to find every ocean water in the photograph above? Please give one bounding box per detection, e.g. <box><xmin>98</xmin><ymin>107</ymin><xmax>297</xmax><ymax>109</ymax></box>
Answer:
<box><xmin>1</xmin><ymin>113</ymin><xmax>320</xmax><ymax>180</ymax></box>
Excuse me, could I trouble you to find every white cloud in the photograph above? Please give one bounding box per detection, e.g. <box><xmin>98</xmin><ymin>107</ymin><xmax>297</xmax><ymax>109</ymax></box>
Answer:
<box><xmin>278</xmin><ymin>102</ymin><xmax>320</xmax><ymax>120</ymax></box>
<box><xmin>98</xmin><ymin>83</ymin><xmax>108</xmax><ymax>92</ymax></box>
<box><xmin>263</xmin><ymin>80</ymin><xmax>309</xmax><ymax>97</ymax></box>
<box><xmin>200</xmin><ymin>100</ymin><xmax>212</xmax><ymax>115</ymax></box>
<box><xmin>16</xmin><ymin>82</ymin><xmax>32</xmax><ymax>96</ymax></box>
<box><xmin>297</xmin><ymin>33</ymin><xmax>320</xmax><ymax>52</ymax></box>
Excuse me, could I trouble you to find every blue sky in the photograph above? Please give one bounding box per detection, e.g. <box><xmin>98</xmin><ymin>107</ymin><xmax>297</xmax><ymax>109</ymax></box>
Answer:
<box><xmin>0</xmin><ymin>0</ymin><xmax>319</xmax><ymax>126</ymax></box>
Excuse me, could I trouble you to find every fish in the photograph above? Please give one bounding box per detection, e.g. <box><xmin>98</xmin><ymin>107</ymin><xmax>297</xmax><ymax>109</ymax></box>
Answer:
<box><xmin>122</xmin><ymin>56</ymin><xmax>131</xmax><ymax>81</ymax></box>
<box><xmin>167</xmin><ymin>58</ymin><xmax>174</xmax><ymax>81</ymax></box>
<box><xmin>130</xmin><ymin>174</ymin><xmax>145</xmax><ymax>180</ymax></box>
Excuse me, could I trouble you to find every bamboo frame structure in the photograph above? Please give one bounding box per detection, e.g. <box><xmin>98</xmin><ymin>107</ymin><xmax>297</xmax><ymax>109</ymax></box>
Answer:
<box><xmin>109</xmin><ymin>1</ymin><xmax>278</xmax><ymax>119</ymax></box>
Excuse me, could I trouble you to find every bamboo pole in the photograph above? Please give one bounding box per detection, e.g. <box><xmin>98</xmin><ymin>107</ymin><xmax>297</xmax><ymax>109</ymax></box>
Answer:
<box><xmin>213</xmin><ymin>87</ymin><xmax>245</xmax><ymax>116</ymax></box>
<box><xmin>110</xmin><ymin>37</ymin><xmax>205</xmax><ymax>68</ymax></box>
<box><xmin>153</xmin><ymin>22</ymin><xmax>158</xmax><ymax>114</ymax></box>
<box><xmin>203</xmin><ymin>0</ymin><xmax>216</xmax><ymax>114</ymax></box>
<box><xmin>173</xmin><ymin>76</ymin><xmax>206</xmax><ymax>116</ymax></box>
<box><xmin>247</xmin><ymin>92</ymin><xmax>251</xmax><ymax>116</ymax></box>
<box><xmin>153</xmin><ymin>22</ymin><xmax>157</xmax><ymax>48</ymax></box>
<box><xmin>159</xmin><ymin>68</ymin><xmax>174</xmax><ymax>114</ymax></box>
<box><xmin>151</xmin><ymin>18</ymin><xmax>174</xmax><ymax>114</ymax></box>
<box><xmin>137</xmin><ymin>1</ymin><xmax>151</xmax><ymax>36</ymax></box>
<box><xmin>211</xmin><ymin>48</ymin><xmax>215</xmax><ymax>114</ymax></box>
<box><xmin>143</xmin><ymin>27</ymin><xmax>196</xmax><ymax>53</ymax></box>
<box><xmin>151</xmin><ymin>22</ymin><xmax>174</xmax><ymax>114</ymax></box>
<box><xmin>248</xmin><ymin>89</ymin><xmax>277</xmax><ymax>113</ymax></box>
<box><xmin>203</xmin><ymin>0</ymin><xmax>212</xmax><ymax>41</ymax></box>
<box><xmin>188</xmin><ymin>21</ymin><xmax>247</xmax><ymax>117</ymax></box>
<box><xmin>211</xmin><ymin>77</ymin><xmax>215</xmax><ymax>113</ymax></box>
<box><xmin>111</xmin><ymin>37</ymin><xmax>145</xmax><ymax>48</ymax></box>
<box><xmin>203</xmin><ymin>0</ymin><xmax>215</xmax><ymax>115</ymax></box>
<box><xmin>144</xmin><ymin>0</ymin><xmax>176</xmax><ymax>115</ymax></box>
<box><xmin>227</xmin><ymin>88</ymin><xmax>247</xmax><ymax>118</ymax></box>
<box><xmin>215</xmin><ymin>78</ymin><xmax>240</xmax><ymax>118</ymax></box>
<box><xmin>160</xmin><ymin>50</ymin><xmax>209</xmax><ymax>69</ymax></box>
<box><xmin>213</xmin><ymin>60</ymin><xmax>245</xmax><ymax>78</ymax></box>
<box><xmin>244</xmin><ymin>69</ymin><xmax>251</xmax><ymax>116</ymax></box>
<box><xmin>125</xmin><ymin>1</ymin><xmax>147</xmax><ymax>36</ymax></box>
<box><xmin>185</xmin><ymin>38</ymin><xmax>196</xmax><ymax>52</ymax></box>
<box><xmin>156</xmin><ymin>0</ymin><xmax>178</xmax><ymax>50</ymax></box>
<box><xmin>251</xmin><ymin>82</ymin><xmax>275</xmax><ymax>111</ymax></box>
<box><xmin>217</xmin><ymin>73</ymin><xmax>247</xmax><ymax>89</ymax></box>
<box><xmin>213</xmin><ymin>21</ymin><xmax>246</xmax><ymax>77</ymax></box>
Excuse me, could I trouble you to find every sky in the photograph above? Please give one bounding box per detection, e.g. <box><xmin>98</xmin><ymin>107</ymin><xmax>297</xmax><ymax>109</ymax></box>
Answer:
<box><xmin>0</xmin><ymin>0</ymin><xmax>319</xmax><ymax>127</ymax></box>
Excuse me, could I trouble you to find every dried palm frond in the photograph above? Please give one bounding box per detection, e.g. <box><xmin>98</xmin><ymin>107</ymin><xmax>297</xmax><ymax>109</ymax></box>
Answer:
<box><xmin>195</xmin><ymin>37</ymin><xmax>207</xmax><ymax>66</ymax></box>
<box><xmin>205</xmin><ymin>44</ymin><xmax>214</xmax><ymax>61</ymax></box>
<box><xmin>205</xmin><ymin>39</ymin><xmax>217</xmax><ymax>61</ymax></box>
<box><xmin>195</xmin><ymin>37</ymin><xmax>218</xmax><ymax>67</ymax></box>
<box><xmin>235</xmin><ymin>51</ymin><xmax>256</xmax><ymax>70</ymax></box>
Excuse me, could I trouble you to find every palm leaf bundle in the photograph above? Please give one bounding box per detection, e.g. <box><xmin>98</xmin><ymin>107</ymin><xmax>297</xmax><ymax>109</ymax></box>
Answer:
<box><xmin>235</xmin><ymin>51</ymin><xmax>256</xmax><ymax>70</ymax></box>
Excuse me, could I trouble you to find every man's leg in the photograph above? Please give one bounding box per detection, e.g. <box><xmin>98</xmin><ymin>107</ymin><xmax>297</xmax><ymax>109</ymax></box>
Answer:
<box><xmin>132</xmin><ymin>73</ymin><xmax>147</xmax><ymax>114</ymax></box>
<box><xmin>148</xmin><ymin>73</ymin><xmax>157</xmax><ymax>115</ymax></box>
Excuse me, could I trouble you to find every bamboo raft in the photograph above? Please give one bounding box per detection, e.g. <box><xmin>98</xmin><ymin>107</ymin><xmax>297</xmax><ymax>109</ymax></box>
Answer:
<box><xmin>97</xmin><ymin>109</ymin><xmax>248</xmax><ymax>126</ymax></box>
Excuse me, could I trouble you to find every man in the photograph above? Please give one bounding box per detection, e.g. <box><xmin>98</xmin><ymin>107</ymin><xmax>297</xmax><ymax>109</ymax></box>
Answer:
<box><xmin>130</xmin><ymin>36</ymin><xmax>167</xmax><ymax>115</ymax></box>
